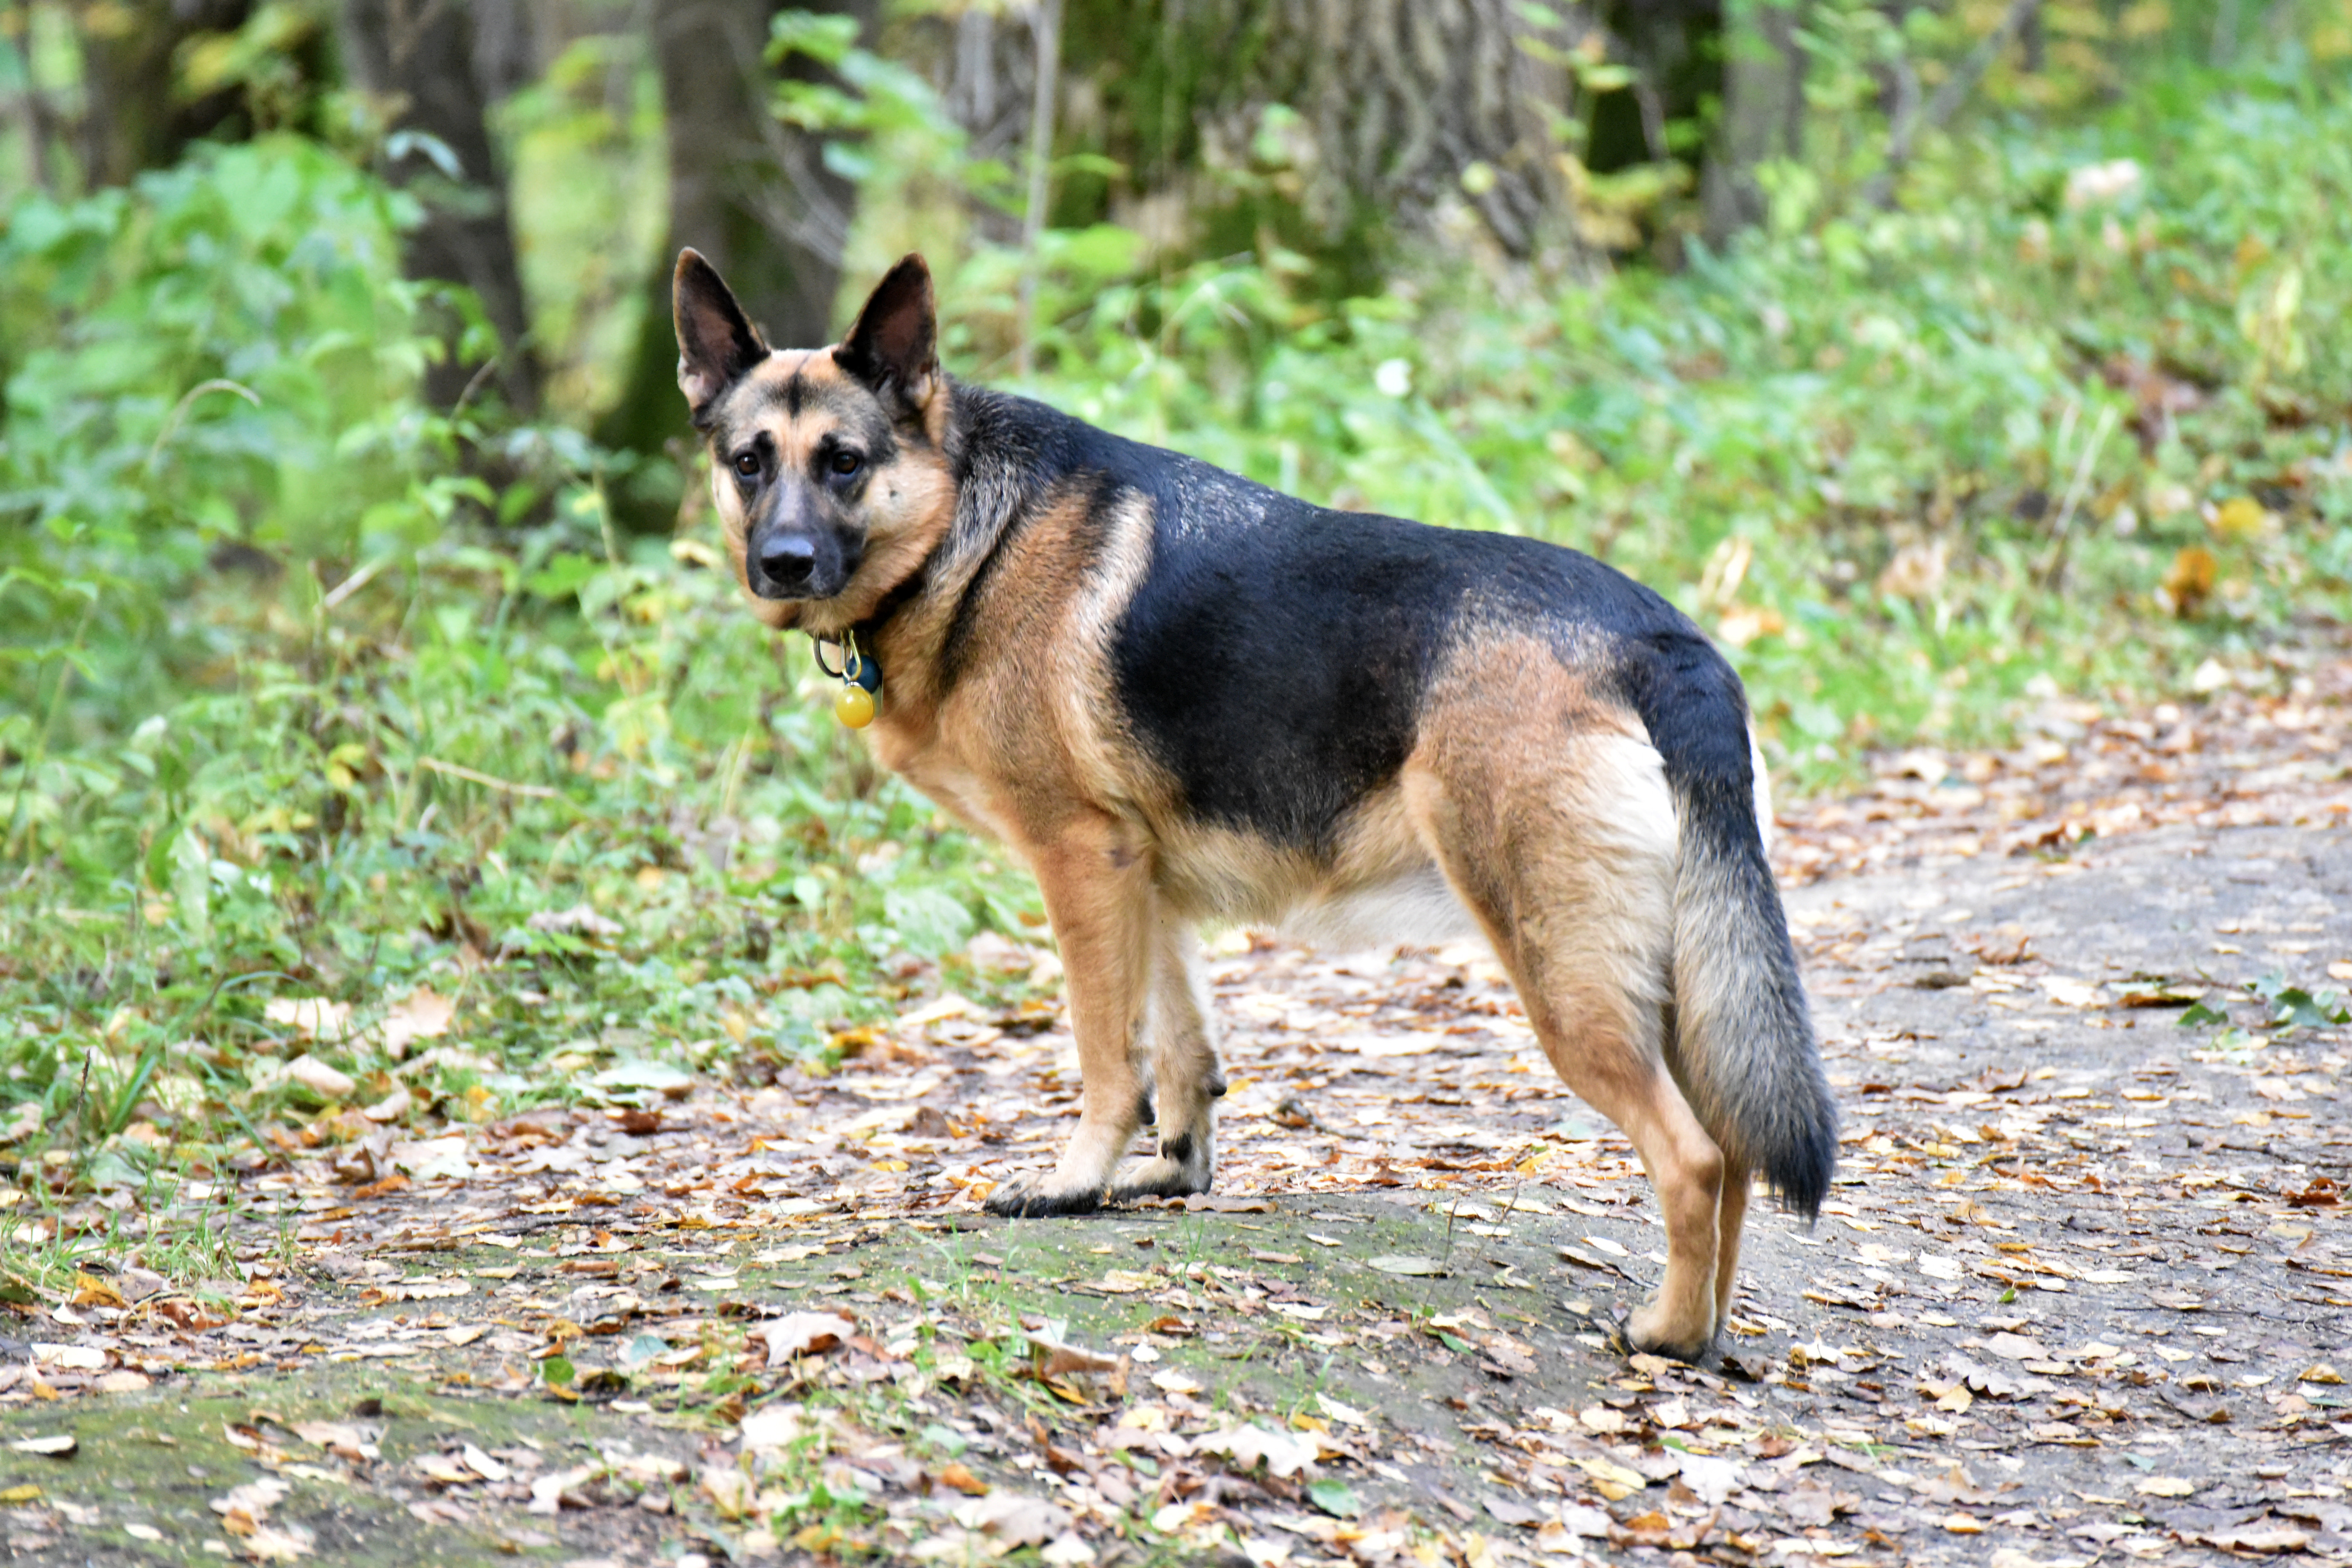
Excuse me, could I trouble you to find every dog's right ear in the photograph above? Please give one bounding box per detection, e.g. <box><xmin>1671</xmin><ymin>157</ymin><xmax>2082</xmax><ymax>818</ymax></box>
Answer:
<box><xmin>835</xmin><ymin>254</ymin><xmax>939</xmax><ymax>418</ymax></box>
<box><xmin>674</xmin><ymin>249</ymin><xmax>767</xmax><ymax>421</ymax></box>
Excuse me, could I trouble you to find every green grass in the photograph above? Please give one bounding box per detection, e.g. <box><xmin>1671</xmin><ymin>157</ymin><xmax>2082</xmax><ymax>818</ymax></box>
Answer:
<box><xmin>2</xmin><ymin>24</ymin><xmax>2350</xmax><ymax>1258</ymax></box>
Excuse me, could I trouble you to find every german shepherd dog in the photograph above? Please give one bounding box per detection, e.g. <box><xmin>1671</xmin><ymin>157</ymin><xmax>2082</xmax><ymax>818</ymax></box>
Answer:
<box><xmin>674</xmin><ymin>250</ymin><xmax>1836</xmax><ymax>1358</ymax></box>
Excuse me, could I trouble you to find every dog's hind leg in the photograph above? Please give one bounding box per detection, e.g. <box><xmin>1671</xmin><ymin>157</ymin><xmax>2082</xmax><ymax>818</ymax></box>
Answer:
<box><xmin>1404</xmin><ymin>723</ymin><xmax>1726</xmax><ymax>1360</ymax></box>
<box><xmin>1110</xmin><ymin>910</ymin><xmax>1221</xmax><ymax>1202</ymax></box>
<box><xmin>985</xmin><ymin>813</ymin><xmax>1155</xmax><ymax>1217</ymax></box>
<box><xmin>1714</xmin><ymin>1163</ymin><xmax>1753</xmax><ymax>1331</ymax></box>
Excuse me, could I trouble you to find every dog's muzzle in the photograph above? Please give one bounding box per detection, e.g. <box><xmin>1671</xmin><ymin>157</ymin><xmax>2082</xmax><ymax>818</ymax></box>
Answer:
<box><xmin>747</xmin><ymin>526</ymin><xmax>859</xmax><ymax>601</ymax></box>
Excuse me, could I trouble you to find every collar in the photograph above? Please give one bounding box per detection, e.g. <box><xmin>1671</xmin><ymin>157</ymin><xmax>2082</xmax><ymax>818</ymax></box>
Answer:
<box><xmin>803</xmin><ymin>561</ymin><xmax>930</xmax><ymax>679</ymax></box>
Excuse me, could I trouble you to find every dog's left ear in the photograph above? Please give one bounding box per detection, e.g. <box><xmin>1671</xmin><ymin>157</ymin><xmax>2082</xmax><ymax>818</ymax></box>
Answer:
<box><xmin>835</xmin><ymin>254</ymin><xmax>938</xmax><ymax>418</ymax></box>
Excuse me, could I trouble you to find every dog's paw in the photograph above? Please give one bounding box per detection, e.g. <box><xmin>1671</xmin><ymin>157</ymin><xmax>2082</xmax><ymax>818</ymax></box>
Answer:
<box><xmin>1624</xmin><ymin>1299</ymin><xmax>1716</xmax><ymax>1364</ymax></box>
<box><xmin>983</xmin><ymin>1179</ymin><xmax>1104</xmax><ymax>1219</ymax></box>
<box><xmin>1106</xmin><ymin>1155</ymin><xmax>1211</xmax><ymax>1205</ymax></box>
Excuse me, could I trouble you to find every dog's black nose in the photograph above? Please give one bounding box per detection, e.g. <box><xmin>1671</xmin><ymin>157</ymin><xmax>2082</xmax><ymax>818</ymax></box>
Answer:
<box><xmin>757</xmin><ymin>533</ymin><xmax>817</xmax><ymax>591</ymax></box>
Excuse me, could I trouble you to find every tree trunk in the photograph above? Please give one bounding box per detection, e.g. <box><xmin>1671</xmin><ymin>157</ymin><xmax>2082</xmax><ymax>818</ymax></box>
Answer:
<box><xmin>598</xmin><ymin>0</ymin><xmax>876</xmax><ymax>477</ymax></box>
<box><xmin>1701</xmin><ymin>0</ymin><xmax>1807</xmax><ymax>244</ymax></box>
<box><xmin>338</xmin><ymin>0</ymin><xmax>542</xmax><ymax>415</ymax></box>
<box><xmin>72</xmin><ymin>0</ymin><xmax>254</xmax><ymax>187</ymax></box>
<box><xmin>1061</xmin><ymin>0</ymin><xmax>1587</xmax><ymax>271</ymax></box>
<box><xmin>1589</xmin><ymin>0</ymin><xmax>1722</xmax><ymax>174</ymax></box>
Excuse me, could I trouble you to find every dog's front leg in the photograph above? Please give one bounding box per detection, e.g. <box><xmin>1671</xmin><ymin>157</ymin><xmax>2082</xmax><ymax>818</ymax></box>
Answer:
<box><xmin>1109</xmin><ymin>910</ymin><xmax>1220</xmax><ymax>1202</ymax></box>
<box><xmin>984</xmin><ymin>814</ymin><xmax>1153</xmax><ymax>1217</ymax></box>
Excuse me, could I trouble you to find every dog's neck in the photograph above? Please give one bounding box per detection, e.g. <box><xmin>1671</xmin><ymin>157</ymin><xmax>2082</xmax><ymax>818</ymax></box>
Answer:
<box><xmin>790</xmin><ymin>378</ymin><xmax>1046</xmax><ymax>706</ymax></box>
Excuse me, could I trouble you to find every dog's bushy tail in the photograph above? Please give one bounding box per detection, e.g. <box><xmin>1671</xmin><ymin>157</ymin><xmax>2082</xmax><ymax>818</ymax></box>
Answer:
<box><xmin>1625</xmin><ymin>643</ymin><xmax>1837</xmax><ymax>1217</ymax></box>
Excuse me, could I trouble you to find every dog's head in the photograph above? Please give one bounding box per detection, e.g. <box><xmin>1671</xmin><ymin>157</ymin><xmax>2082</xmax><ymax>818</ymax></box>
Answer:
<box><xmin>674</xmin><ymin>251</ymin><xmax>955</xmax><ymax>630</ymax></box>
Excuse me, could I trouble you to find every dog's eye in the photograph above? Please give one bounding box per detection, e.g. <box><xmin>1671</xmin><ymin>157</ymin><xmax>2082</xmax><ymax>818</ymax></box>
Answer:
<box><xmin>732</xmin><ymin>451</ymin><xmax>760</xmax><ymax>479</ymax></box>
<box><xmin>830</xmin><ymin>449</ymin><xmax>862</xmax><ymax>478</ymax></box>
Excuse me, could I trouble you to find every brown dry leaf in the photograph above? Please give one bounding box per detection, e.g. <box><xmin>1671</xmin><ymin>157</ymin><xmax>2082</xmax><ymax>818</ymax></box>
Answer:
<box><xmin>528</xmin><ymin>1464</ymin><xmax>600</xmax><ymax>1516</ymax></box>
<box><xmin>937</xmin><ymin>1462</ymin><xmax>990</xmax><ymax>1496</ymax></box>
<box><xmin>754</xmin><ymin>1311</ymin><xmax>856</xmax><ymax>1367</ymax></box>
<box><xmin>361</xmin><ymin>1087</ymin><xmax>413</xmax><ymax>1124</ymax></box>
<box><xmin>244</xmin><ymin>1524</ymin><xmax>314</xmax><ymax>1561</ymax></box>
<box><xmin>264</xmin><ymin>998</ymin><xmax>352</xmax><ymax>1040</ymax></box>
<box><xmin>290</xmin><ymin>1422</ymin><xmax>374</xmax><ymax>1459</ymax></box>
<box><xmin>414</xmin><ymin>1454</ymin><xmax>477</xmax><ymax>1486</ymax></box>
<box><xmin>1032</xmin><ymin>1339</ymin><xmax>1120</xmax><ymax>1379</ymax></box>
<box><xmin>380</xmin><ymin>988</ymin><xmax>455</xmax><ymax>1056</ymax></box>
<box><xmin>952</xmin><ymin>1493</ymin><xmax>1074</xmax><ymax>1548</ymax></box>
<box><xmin>69</xmin><ymin>1273</ymin><xmax>125</xmax><ymax>1309</ymax></box>
<box><xmin>211</xmin><ymin>1476</ymin><xmax>289</xmax><ymax>1531</ymax></box>
<box><xmin>286</xmin><ymin>1055</ymin><xmax>356</xmax><ymax>1099</ymax></box>
<box><xmin>1090</xmin><ymin>1270</ymin><xmax>1159</xmax><ymax>1294</ymax></box>
<box><xmin>2161</xmin><ymin>545</ymin><xmax>2217</xmax><ymax>616</ymax></box>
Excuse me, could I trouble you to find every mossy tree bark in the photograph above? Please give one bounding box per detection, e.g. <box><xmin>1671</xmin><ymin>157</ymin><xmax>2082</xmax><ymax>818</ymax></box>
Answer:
<box><xmin>598</xmin><ymin>0</ymin><xmax>878</xmax><ymax>523</ymax></box>
<box><xmin>70</xmin><ymin>0</ymin><xmax>256</xmax><ymax>187</ymax></box>
<box><xmin>339</xmin><ymin>0</ymin><xmax>544</xmax><ymax>416</ymax></box>
<box><xmin>1700</xmin><ymin>0</ymin><xmax>1807</xmax><ymax>244</ymax></box>
<box><xmin>1057</xmin><ymin>0</ymin><xmax>1588</xmax><ymax>275</ymax></box>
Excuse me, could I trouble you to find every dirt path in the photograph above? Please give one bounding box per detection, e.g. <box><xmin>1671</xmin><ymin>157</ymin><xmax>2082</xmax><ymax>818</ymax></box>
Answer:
<box><xmin>4</xmin><ymin>666</ymin><xmax>2350</xmax><ymax>1568</ymax></box>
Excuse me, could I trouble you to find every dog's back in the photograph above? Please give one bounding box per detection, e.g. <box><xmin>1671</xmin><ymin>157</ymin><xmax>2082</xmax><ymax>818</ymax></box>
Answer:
<box><xmin>960</xmin><ymin>387</ymin><xmax>1839</xmax><ymax>1257</ymax></box>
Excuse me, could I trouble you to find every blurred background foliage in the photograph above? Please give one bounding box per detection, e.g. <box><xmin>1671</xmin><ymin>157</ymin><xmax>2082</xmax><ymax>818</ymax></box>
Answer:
<box><xmin>1</xmin><ymin>0</ymin><xmax>2350</xmax><ymax>1195</ymax></box>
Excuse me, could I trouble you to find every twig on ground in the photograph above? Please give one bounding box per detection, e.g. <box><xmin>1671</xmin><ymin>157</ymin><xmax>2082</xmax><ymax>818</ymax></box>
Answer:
<box><xmin>416</xmin><ymin>756</ymin><xmax>562</xmax><ymax>801</ymax></box>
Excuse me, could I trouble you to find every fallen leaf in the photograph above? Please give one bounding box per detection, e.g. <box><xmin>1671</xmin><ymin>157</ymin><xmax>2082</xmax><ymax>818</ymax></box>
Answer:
<box><xmin>1983</xmin><ymin>1332</ymin><xmax>2049</xmax><ymax>1361</ymax></box>
<box><xmin>244</xmin><ymin>1523</ymin><xmax>314</xmax><ymax>1561</ymax></box>
<box><xmin>1575</xmin><ymin>1455</ymin><xmax>1648</xmax><ymax>1495</ymax></box>
<box><xmin>1546</xmin><ymin>1503</ymin><xmax>1615</xmax><ymax>1541</ymax></box>
<box><xmin>2205</xmin><ymin>1524</ymin><xmax>2309</xmax><ymax>1553</ymax></box>
<box><xmin>738</xmin><ymin>1405</ymin><xmax>806</xmax><ymax>1450</ymax></box>
<box><xmin>389</xmin><ymin>1135</ymin><xmax>472</xmax><ymax>1181</ymax></box>
<box><xmin>286</xmin><ymin>1055</ymin><xmax>356</xmax><ymax>1100</ymax></box>
<box><xmin>1090</xmin><ymin>1270</ymin><xmax>1160</xmax><ymax>1294</ymax></box>
<box><xmin>1366</xmin><ymin>1255</ymin><xmax>1445</xmax><ymax>1277</ymax></box>
<box><xmin>380</xmin><ymin>988</ymin><xmax>455</xmax><ymax>1055</ymax></box>
<box><xmin>953</xmin><ymin>1493</ymin><xmax>1073</xmax><ymax>1547</ymax></box>
<box><xmin>526</xmin><ymin>904</ymin><xmax>622</xmax><ymax>941</ymax></box>
<box><xmin>1193</xmin><ymin>1422</ymin><xmax>1320</xmax><ymax>1478</ymax></box>
<box><xmin>6</xmin><ymin>1435</ymin><xmax>74</xmax><ymax>1457</ymax></box>
<box><xmin>1307</xmin><ymin>1477</ymin><xmax>1362</xmax><ymax>1518</ymax></box>
<box><xmin>755</xmin><ymin>1309</ymin><xmax>856</xmax><ymax>1368</ymax></box>
<box><xmin>2136</xmin><ymin>1476</ymin><xmax>2197</xmax><ymax>1498</ymax></box>
<box><xmin>1314</xmin><ymin>1393</ymin><xmax>1372</xmax><ymax>1428</ymax></box>
<box><xmin>1672</xmin><ymin>1450</ymin><xmax>1744</xmax><ymax>1505</ymax></box>
<box><xmin>211</xmin><ymin>1476</ymin><xmax>289</xmax><ymax>1522</ymax></box>
<box><xmin>937</xmin><ymin>1462</ymin><xmax>989</xmax><ymax>1496</ymax></box>
<box><xmin>361</xmin><ymin>1087</ymin><xmax>412</xmax><ymax>1124</ymax></box>
<box><xmin>265</xmin><ymin>998</ymin><xmax>352</xmax><ymax>1040</ymax></box>
<box><xmin>527</xmin><ymin>1464</ymin><xmax>599</xmax><ymax>1515</ymax></box>
<box><xmin>1032</xmin><ymin>1338</ymin><xmax>1120</xmax><ymax>1379</ymax></box>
